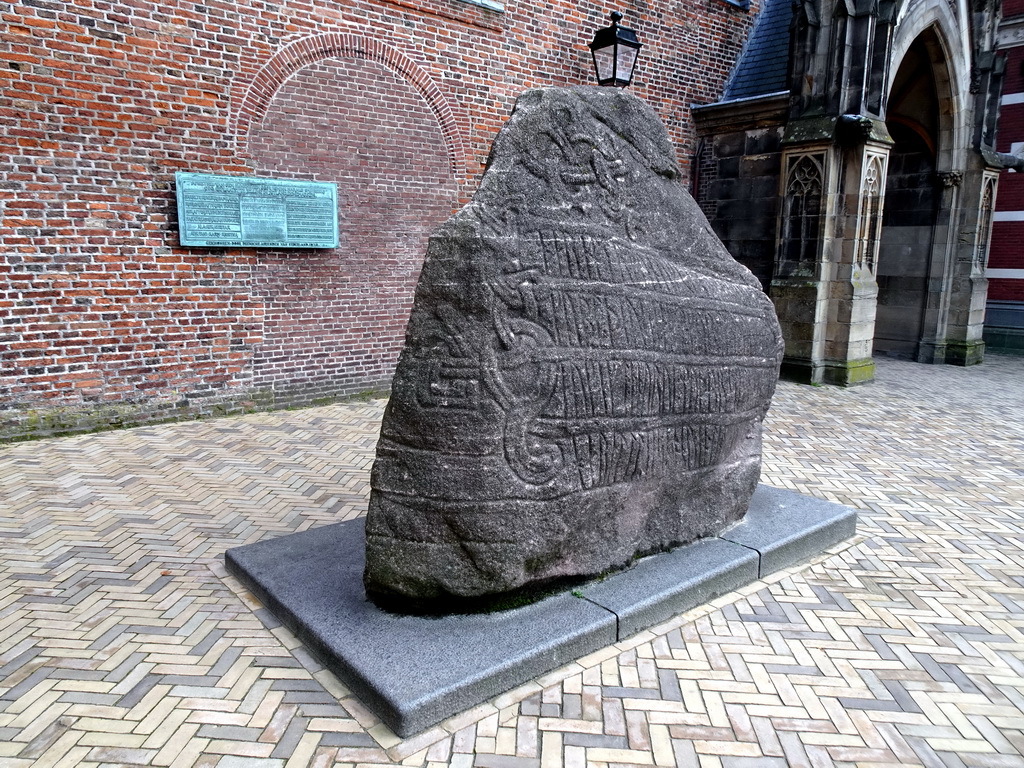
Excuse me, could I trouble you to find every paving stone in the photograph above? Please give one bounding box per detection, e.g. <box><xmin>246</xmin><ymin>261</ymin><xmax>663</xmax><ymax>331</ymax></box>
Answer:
<box><xmin>280</xmin><ymin>691</ymin><xmax>338</xmax><ymax>706</ymax></box>
<box><xmin>0</xmin><ymin>357</ymin><xmax>1022</xmax><ymax>766</ymax></box>
<box><xmin>317</xmin><ymin>731</ymin><xmax>378</xmax><ymax>747</ymax></box>
<box><xmin>561</xmin><ymin>733</ymin><xmax>631</xmax><ymax>749</ymax></box>
<box><xmin>472</xmin><ymin>754</ymin><xmax>541</xmax><ymax>768</ymax></box>
<box><xmin>198</xmin><ymin>725</ymin><xmax>266</xmax><ymax>740</ymax></box>
<box><xmin>56</xmin><ymin>692</ymin><xmax>122</xmax><ymax>706</ymax></box>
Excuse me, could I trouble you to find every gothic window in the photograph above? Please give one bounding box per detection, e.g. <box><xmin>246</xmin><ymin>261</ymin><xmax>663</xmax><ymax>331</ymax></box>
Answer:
<box><xmin>779</xmin><ymin>154</ymin><xmax>824</xmax><ymax>273</ymax></box>
<box><xmin>975</xmin><ymin>178</ymin><xmax>996</xmax><ymax>271</ymax></box>
<box><xmin>857</xmin><ymin>155</ymin><xmax>884</xmax><ymax>272</ymax></box>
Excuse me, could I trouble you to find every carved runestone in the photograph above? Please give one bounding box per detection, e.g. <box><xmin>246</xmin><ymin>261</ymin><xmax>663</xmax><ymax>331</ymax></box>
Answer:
<box><xmin>363</xmin><ymin>87</ymin><xmax>784</xmax><ymax>608</ymax></box>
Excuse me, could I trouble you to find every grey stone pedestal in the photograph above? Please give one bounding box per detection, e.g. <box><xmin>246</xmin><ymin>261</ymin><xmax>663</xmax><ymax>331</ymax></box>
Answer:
<box><xmin>225</xmin><ymin>484</ymin><xmax>856</xmax><ymax>737</ymax></box>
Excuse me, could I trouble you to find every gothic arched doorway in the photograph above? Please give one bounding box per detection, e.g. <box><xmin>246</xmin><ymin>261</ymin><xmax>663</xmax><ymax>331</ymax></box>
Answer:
<box><xmin>874</xmin><ymin>34</ymin><xmax>943</xmax><ymax>360</ymax></box>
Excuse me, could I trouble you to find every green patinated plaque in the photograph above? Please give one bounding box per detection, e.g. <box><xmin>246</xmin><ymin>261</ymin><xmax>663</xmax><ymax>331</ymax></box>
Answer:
<box><xmin>175</xmin><ymin>172</ymin><xmax>339</xmax><ymax>248</ymax></box>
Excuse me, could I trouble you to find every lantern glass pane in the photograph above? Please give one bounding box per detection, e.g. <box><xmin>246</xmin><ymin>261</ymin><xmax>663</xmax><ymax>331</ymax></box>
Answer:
<box><xmin>617</xmin><ymin>46</ymin><xmax>638</xmax><ymax>82</ymax></box>
<box><xmin>592</xmin><ymin>47</ymin><xmax>616</xmax><ymax>83</ymax></box>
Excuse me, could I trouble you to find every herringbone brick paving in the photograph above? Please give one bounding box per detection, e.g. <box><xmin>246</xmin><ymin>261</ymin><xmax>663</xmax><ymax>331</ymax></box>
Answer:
<box><xmin>1</xmin><ymin>355</ymin><xmax>1022</xmax><ymax>767</ymax></box>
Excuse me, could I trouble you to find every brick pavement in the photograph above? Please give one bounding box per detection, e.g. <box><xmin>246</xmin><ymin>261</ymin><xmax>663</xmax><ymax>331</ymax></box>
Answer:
<box><xmin>1</xmin><ymin>354</ymin><xmax>1022</xmax><ymax>767</ymax></box>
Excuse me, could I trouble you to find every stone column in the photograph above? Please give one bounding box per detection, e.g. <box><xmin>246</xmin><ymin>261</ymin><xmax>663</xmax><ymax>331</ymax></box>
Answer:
<box><xmin>771</xmin><ymin>129</ymin><xmax>890</xmax><ymax>386</ymax></box>
<box><xmin>770</xmin><ymin>145</ymin><xmax>835</xmax><ymax>384</ymax></box>
<box><xmin>821</xmin><ymin>140</ymin><xmax>890</xmax><ymax>386</ymax></box>
<box><xmin>944</xmin><ymin>167</ymin><xmax>999</xmax><ymax>365</ymax></box>
<box><xmin>913</xmin><ymin>170</ymin><xmax>960</xmax><ymax>364</ymax></box>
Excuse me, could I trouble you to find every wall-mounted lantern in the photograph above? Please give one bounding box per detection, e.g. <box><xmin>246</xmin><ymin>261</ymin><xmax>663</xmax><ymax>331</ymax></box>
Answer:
<box><xmin>588</xmin><ymin>11</ymin><xmax>643</xmax><ymax>87</ymax></box>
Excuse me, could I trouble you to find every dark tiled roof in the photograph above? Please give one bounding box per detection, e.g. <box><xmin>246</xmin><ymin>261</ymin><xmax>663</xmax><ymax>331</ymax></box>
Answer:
<box><xmin>724</xmin><ymin>0</ymin><xmax>792</xmax><ymax>101</ymax></box>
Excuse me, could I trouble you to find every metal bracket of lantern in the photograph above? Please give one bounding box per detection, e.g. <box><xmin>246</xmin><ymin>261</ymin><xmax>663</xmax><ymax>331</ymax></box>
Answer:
<box><xmin>588</xmin><ymin>11</ymin><xmax>643</xmax><ymax>87</ymax></box>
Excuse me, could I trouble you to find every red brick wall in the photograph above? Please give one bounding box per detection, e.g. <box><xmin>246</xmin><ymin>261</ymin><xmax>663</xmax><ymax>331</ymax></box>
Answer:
<box><xmin>991</xmin><ymin>37</ymin><xmax>1024</xmax><ymax>305</ymax></box>
<box><xmin>989</xmin><ymin>277</ymin><xmax>1024</xmax><ymax>301</ymax></box>
<box><xmin>0</xmin><ymin>0</ymin><xmax>758</xmax><ymax>440</ymax></box>
<box><xmin>246</xmin><ymin>55</ymin><xmax>457</xmax><ymax>401</ymax></box>
<box><xmin>989</xmin><ymin>222</ymin><xmax>1024</xmax><ymax>270</ymax></box>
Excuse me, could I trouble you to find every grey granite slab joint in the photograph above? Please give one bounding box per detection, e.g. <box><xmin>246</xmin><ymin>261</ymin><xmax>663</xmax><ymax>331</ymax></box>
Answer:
<box><xmin>574</xmin><ymin>595</ymin><xmax>620</xmax><ymax>638</ymax></box>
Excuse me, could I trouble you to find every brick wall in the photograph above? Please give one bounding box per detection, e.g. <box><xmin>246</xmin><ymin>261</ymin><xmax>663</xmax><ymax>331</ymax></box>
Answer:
<box><xmin>247</xmin><ymin>55</ymin><xmax>457</xmax><ymax>404</ymax></box>
<box><xmin>0</xmin><ymin>0</ymin><xmax>758</xmax><ymax>440</ymax></box>
<box><xmin>989</xmin><ymin>222</ymin><xmax>1024</xmax><ymax>271</ymax></box>
<box><xmin>991</xmin><ymin>31</ymin><xmax>1024</xmax><ymax>305</ymax></box>
<box><xmin>986</xmin><ymin>7</ymin><xmax>1024</xmax><ymax>351</ymax></box>
<box><xmin>988</xmin><ymin>277</ymin><xmax>1024</xmax><ymax>301</ymax></box>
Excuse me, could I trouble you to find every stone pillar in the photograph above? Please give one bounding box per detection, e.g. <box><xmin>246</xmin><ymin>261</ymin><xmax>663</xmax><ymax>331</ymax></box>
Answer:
<box><xmin>772</xmin><ymin>279</ymin><xmax>829</xmax><ymax>383</ymax></box>
<box><xmin>913</xmin><ymin>170</ymin><xmax>960</xmax><ymax>364</ymax></box>
<box><xmin>771</xmin><ymin>131</ymin><xmax>890</xmax><ymax>386</ymax></box>
<box><xmin>821</xmin><ymin>141</ymin><xmax>889</xmax><ymax>386</ymax></box>
<box><xmin>770</xmin><ymin>145</ymin><xmax>835</xmax><ymax>384</ymax></box>
<box><xmin>945</xmin><ymin>167</ymin><xmax>999</xmax><ymax>365</ymax></box>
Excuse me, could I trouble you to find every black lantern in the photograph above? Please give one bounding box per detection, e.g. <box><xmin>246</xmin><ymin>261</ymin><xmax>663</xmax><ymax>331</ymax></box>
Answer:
<box><xmin>588</xmin><ymin>11</ymin><xmax>643</xmax><ymax>87</ymax></box>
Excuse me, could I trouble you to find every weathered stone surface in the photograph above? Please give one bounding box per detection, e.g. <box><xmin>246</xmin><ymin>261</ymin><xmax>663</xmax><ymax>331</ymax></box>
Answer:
<box><xmin>363</xmin><ymin>86</ymin><xmax>784</xmax><ymax>606</ymax></box>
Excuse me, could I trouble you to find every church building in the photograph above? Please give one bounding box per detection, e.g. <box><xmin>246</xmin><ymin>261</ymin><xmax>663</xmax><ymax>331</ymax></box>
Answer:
<box><xmin>0</xmin><ymin>0</ymin><xmax>1015</xmax><ymax>438</ymax></box>
<box><xmin>694</xmin><ymin>0</ymin><xmax>1012</xmax><ymax>385</ymax></box>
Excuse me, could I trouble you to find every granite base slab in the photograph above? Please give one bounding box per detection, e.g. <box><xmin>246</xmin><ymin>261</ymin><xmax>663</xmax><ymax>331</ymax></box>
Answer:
<box><xmin>225</xmin><ymin>517</ymin><xmax>617</xmax><ymax>737</ymax></box>
<box><xmin>579</xmin><ymin>537</ymin><xmax>759</xmax><ymax>640</ymax></box>
<box><xmin>224</xmin><ymin>484</ymin><xmax>856</xmax><ymax>737</ymax></box>
<box><xmin>721</xmin><ymin>484</ymin><xmax>859</xmax><ymax>576</ymax></box>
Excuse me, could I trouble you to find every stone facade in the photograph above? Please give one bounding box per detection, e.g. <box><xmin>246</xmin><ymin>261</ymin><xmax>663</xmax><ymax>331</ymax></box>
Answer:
<box><xmin>694</xmin><ymin>0</ymin><xmax>1010</xmax><ymax>385</ymax></box>
<box><xmin>2</xmin><ymin>0</ymin><xmax>1019</xmax><ymax>438</ymax></box>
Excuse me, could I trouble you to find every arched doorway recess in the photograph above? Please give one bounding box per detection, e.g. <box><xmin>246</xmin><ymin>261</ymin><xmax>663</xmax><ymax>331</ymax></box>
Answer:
<box><xmin>874</xmin><ymin>34</ymin><xmax>944</xmax><ymax>360</ymax></box>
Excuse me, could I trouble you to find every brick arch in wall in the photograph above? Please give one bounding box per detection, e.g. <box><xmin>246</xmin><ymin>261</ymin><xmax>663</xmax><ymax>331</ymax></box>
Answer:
<box><xmin>234</xmin><ymin>32</ymin><xmax>465</xmax><ymax>177</ymax></box>
<box><xmin>235</xmin><ymin>34</ymin><xmax>463</xmax><ymax>405</ymax></box>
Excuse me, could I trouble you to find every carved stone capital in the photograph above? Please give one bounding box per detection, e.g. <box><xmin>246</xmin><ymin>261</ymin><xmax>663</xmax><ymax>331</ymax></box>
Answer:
<box><xmin>936</xmin><ymin>171</ymin><xmax>963</xmax><ymax>188</ymax></box>
<box><xmin>836</xmin><ymin>114</ymin><xmax>874</xmax><ymax>147</ymax></box>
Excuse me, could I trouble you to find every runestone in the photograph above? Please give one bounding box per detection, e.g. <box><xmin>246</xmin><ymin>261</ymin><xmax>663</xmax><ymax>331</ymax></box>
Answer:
<box><xmin>363</xmin><ymin>86</ymin><xmax>784</xmax><ymax>606</ymax></box>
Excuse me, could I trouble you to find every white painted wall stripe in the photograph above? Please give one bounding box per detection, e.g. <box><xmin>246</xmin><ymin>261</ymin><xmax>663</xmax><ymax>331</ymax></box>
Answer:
<box><xmin>1002</xmin><ymin>92</ymin><xmax>1024</xmax><ymax>106</ymax></box>
<box><xmin>986</xmin><ymin>269</ymin><xmax>1024</xmax><ymax>279</ymax></box>
<box><xmin>994</xmin><ymin>211</ymin><xmax>1024</xmax><ymax>222</ymax></box>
